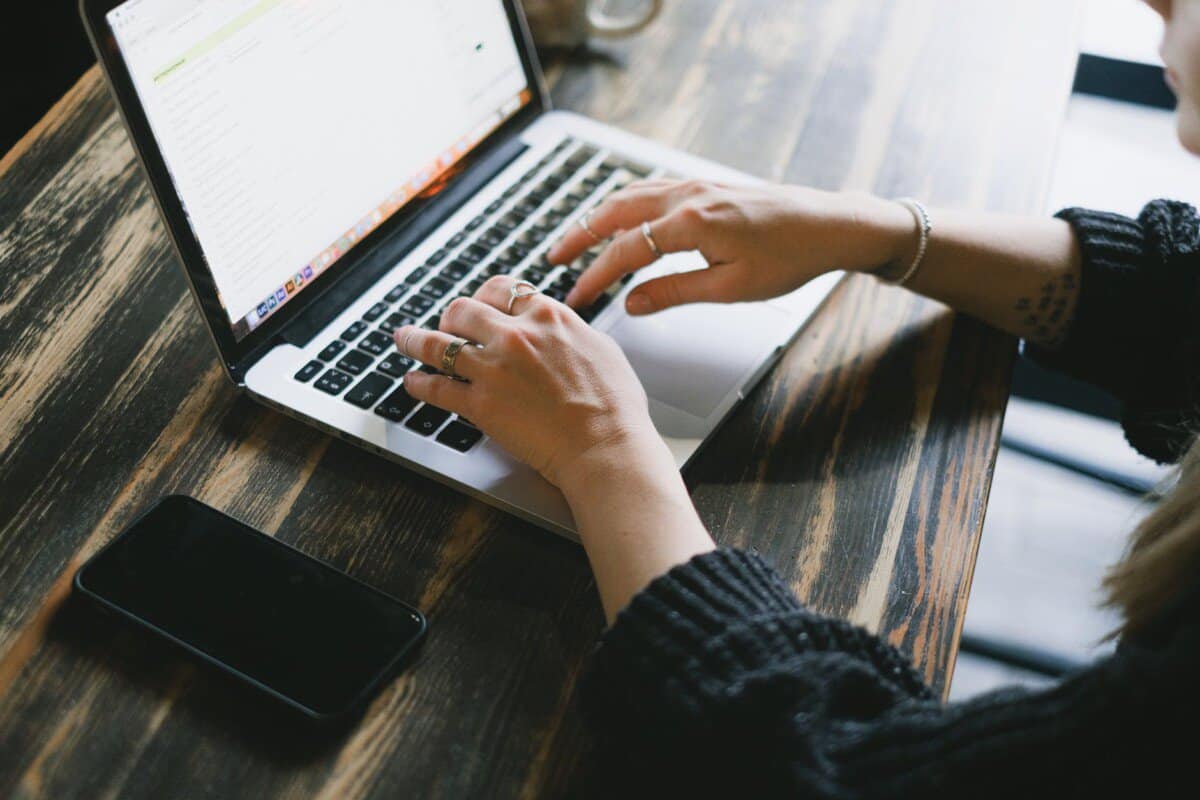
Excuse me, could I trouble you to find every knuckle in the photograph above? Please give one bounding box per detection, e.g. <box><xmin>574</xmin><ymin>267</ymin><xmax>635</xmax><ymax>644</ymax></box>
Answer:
<box><xmin>494</xmin><ymin>326</ymin><xmax>522</xmax><ymax>351</ymax></box>
<box><xmin>422</xmin><ymin>334</ymin><xmax>444</xmax><ymax>364</ymax></box>
<box><xmin>677</xmin><ymin>203</ymin><xmax>706</xmax><ymax>227</ymax></box>
<box><xmin>443</xmin><ymin>296</ymin><xmax>469</xmax><ymax>325</ymax></box>
<box><xmin>529</xmin><ymin>300</ymin><xmax>561</xmax><ymax>324</ymax></box>
<box><xmin>423</xmin><ymin>377</ymin><xmax>446</xmax><ymax>405</ymax></box>
<box><xmin>483</xmin><ymin>275</ymin><xmax>509</xmax><ymax>293</ymax></box>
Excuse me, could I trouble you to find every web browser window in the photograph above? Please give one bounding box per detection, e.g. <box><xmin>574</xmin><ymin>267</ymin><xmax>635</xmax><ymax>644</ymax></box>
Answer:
<box><xmin>108</xmin><ymin>0</ymin><xmax>530</xmax><ymax>339</ymax></box>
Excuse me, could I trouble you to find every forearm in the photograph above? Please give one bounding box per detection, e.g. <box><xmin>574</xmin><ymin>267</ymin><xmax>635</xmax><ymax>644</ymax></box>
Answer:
<box><xmin>856</xmin><ymin>199</ymin><xmax>1083</xmax><ymax>349</ymax></box>
<box><xmin>559</xmin><ymin>436</ymin><xmax>714</xmax><ymax>624</ymax></box>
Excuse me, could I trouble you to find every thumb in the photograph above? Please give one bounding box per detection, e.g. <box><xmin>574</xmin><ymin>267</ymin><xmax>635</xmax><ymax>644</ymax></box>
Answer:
<box><xmin>624</xmin><ymin>264</ymin><xmax>740</xmax><ymax>315</ymax></box>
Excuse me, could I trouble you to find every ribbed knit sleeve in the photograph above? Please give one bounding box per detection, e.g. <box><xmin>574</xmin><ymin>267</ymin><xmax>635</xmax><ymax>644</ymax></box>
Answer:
<box><xmin>1026</xmin><ymin>200</ymin><xmax>1200</xmax><ymax>463</ymax></box>
<box><xmin>581</xmin><ymin>549</ymin><xmax>1200</xmax><ymax>797</ymax></box>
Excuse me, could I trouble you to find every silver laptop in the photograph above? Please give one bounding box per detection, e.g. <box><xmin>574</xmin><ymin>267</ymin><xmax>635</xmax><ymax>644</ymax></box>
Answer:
<box><xmin>82</xmin><ymin>0</ymin><xmax>839</xmax><ymax>539</ymax></box>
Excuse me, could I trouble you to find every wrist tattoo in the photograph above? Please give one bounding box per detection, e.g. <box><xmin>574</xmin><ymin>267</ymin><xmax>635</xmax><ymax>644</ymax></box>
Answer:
<box><xmin>1014</xmin><ymin>272</ymin><xmax>1077</xmax><ymax>349</ymax></box>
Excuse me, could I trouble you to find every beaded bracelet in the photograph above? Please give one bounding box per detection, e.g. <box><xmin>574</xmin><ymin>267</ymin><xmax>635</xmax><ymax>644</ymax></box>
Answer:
<box><xmin>879</xmin><ymin>197</ymin><xmax>931</xmax><ymax>287</ymax></box>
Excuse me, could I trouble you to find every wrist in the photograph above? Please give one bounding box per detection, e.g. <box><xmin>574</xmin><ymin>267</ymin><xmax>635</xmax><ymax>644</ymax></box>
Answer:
<box><xmin>842</xmin><ymin>193</ymin><xmax>921</xmax><ymax>276</ymax></box>
<box><xmin>555</xmin><ymin>424</ymin><xmax>678</xmax><ymax>506</ymax></box>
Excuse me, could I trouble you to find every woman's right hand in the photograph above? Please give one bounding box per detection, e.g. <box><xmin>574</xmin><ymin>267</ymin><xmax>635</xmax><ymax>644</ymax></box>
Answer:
<box><xmin>547</xmin><ymin>181</ymin><xmax>916</xmax><ymax>315</ymax></box>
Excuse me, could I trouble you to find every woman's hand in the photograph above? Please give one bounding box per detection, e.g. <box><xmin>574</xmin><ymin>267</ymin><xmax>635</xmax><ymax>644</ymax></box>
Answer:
<box><xmin>392</xmin><ymin>276</ymin><xmax>660</xmax><ymax>493</ymax></box>
<box><xmin>548</xmin><ymin>180</ymin><xmax>915</xmax><ymax>314</ymax></box>
<box><xmin>392</xmin><ymin>275</ymin><xmax>715</xmax><ymax>622</ymax></box>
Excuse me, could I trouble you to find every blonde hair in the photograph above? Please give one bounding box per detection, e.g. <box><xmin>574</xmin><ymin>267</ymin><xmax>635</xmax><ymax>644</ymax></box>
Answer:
<box><xmin>1105</xmin><ymin>435</ymin><xmax>1200</xmax><ymax>638</ymax></box>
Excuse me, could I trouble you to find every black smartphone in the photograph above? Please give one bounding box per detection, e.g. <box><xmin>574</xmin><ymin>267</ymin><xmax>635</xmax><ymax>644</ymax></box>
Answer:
<box><xmin>75</xmin><ymin>495</ymin><xmax>426</xmax><ymax>720</ymax></box>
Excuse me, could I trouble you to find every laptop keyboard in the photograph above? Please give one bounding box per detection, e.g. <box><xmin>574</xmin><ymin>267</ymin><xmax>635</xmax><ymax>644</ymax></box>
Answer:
<box><xmin>292</xmin><ymin>137</ymin><xmax>654</xmax><ymax>453</ymax></box>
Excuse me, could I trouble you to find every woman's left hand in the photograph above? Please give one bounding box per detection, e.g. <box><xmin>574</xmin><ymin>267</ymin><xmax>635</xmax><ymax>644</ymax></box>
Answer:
<box><xmin>391</xmin><ymin>276</ymin><xmax>661</xmax><ymax>494</ymax></box>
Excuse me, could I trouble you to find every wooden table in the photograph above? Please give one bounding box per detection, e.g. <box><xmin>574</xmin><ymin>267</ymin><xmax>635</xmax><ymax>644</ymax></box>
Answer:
<box><xmin>0</xmin><ymin>1</ymin><xmax>1081</xmax><ymax>796</ymax></box>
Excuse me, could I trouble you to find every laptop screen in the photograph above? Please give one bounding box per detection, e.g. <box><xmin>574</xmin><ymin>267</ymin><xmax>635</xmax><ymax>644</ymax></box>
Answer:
<box><xmin>107</xmin><ymin>0</ymin><xmax>531</xmax><ymax>341</ymax></box>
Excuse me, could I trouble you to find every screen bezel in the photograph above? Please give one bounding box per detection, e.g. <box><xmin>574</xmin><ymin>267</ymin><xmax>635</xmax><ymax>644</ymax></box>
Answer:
<box><xmin>74</xmin><ymin>494</ymin><xmax>427</xmax><ymax>719</ymax></box>
<box><xmin>79</xmin><ymin>0</ymin><xmax>549</xmax><ymax>380</ymax></box>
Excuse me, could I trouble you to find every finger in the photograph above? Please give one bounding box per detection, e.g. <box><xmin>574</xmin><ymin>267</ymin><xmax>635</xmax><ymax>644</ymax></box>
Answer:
<box><xmin>566</xmin><ymin>210</ymin><xmax>699</xmax><ymax>308</ymax></box>
<box><xmin>402</xmin><ymin>370</ymin><xmax>476</xmax><ymax>418</ymax></box>
<box><xmin>546</xmin><ymin>183</ymin><xmax>675</xmax><ymax>266</ymax></box>
<box><xmin>439</xmin><ymin>296</ymin><xmax>510</xmax><ymax>345</ymax></box>
<box><xmin>392</xmin><ymin>326</ymin><xmax>482</xmax><ymax>379</ymax></box>
<box><xmin>622</xmin><ymin>263</ymin><xmax>741</xmax><ymax>315</ymax></box>
<box><xmin>472</xmin><ymin>275</ymin><xmax>550</xmax><ymax>316</ymax></box>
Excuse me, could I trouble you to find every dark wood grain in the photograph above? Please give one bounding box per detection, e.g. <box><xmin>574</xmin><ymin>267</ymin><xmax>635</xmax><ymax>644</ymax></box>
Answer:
<box><xmin>0</xmin><ymin>1</ymin><xmax>1082</xmax><ymax>797</ymax></box>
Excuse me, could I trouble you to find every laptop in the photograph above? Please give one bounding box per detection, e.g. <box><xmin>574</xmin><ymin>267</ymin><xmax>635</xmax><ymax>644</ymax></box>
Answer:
<box><xmin>81</xmin><ymin>0</ymin><xmax>839</xmax><ymax>539</ymax></box>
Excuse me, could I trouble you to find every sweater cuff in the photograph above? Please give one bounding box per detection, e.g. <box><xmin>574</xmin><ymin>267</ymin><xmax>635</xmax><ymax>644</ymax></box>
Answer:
<box><xmin>1024</xmin><ymin>206</ymin><xmax>1145</xmax><ymax>387</ymax></box>
<box><xmin>584</xmin><ymin>549</ymin><xmax>932</xmax><ymax>725</ymax></box>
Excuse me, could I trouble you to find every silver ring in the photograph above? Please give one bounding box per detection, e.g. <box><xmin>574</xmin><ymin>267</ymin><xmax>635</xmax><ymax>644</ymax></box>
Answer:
<box><xmin>578</xmin><ymin>211</ymin><xmax>602</xmax><ymax>244</ymax></box>
<box><xmin>441</xmin><ymin>337</ymin><xmax>469</xmax><ymax>378</ymax></box>
<box><xmin>401</xmin><ymin>328</ymin><xmax>417</xmax><ymax>359</ymax></box>
<box><xmin>641</xmin><ymin>221</ymin><xmax>663</xmax><ymax>258</ymax></box>
<box><xmin>507</xmin><ymin>280</ymin><xmax>540</xmax><ymax>314</ymax></box>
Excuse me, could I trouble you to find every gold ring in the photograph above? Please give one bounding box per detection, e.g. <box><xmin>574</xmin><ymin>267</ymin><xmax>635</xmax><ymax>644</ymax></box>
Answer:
<box><xmin>507</xmin><ymin>280</ymin><xmax>540</xmax><ymax>314</ymax></box>
<box><xmin>641</xmin><ymin>221</ymin><xmax>663</xmax><ymax>259</ymax></box>
<box><xmin>578</xmin><ymin>211</ymin><xmax>602</xmax><ymax>244</ymax></box>
<box><xmin>441</xmin><ymin>338</ymin><xmax>469</xmax><ymax>378</ymax></box>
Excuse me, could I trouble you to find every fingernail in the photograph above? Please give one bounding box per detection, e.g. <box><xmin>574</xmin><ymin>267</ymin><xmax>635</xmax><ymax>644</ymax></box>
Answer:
<box><xmin>546</xmin><ymin>243</ymin><xmax>562</xmax><ymax>263</ymax></box>
<box><xmin>565</xmin><ymin>289</ymin><xmax>579</xmax><ymax>306</ymax></box>
<box><xmin>626</xmin><ymin>294</ymin><xmax>652</xmax><ymax>315</ymax></box>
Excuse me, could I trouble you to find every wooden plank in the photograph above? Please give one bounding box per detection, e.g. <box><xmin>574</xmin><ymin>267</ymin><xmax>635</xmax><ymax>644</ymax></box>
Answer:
<box><xmin>0</xmin><ymin>1</ymin><xmax>1082</xmax><ymax>796</ymax></box>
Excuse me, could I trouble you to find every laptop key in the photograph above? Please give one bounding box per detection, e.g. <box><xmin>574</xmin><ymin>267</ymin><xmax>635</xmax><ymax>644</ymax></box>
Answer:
<box><xmin>565</xmin><ymin>145</ymin><xmax>598</xmax><ymax>167</ymax></box>
<box><xmin>478</xmin><ymin>228</ymin><xmax>506</xmax><ymax>249</ymax></box>
<box><xmin>420</xmin><ymin>277</ymin><xmax>453</xmax><ymax>299</ymax></box>
<box><xmin>294</xmin><ymin>360</ymin><xmax>323</xmax><ymax>382</ymax></box>
<box><xmin>436</xmin><ymin>421</ymin><xmax>484</xmax><ymax>452</ymax></box>
<box><xmin>315</xmin><ymin>368</ymin><xmax>353</xmax><ymax>395</ymax></box>
<box><xmin>380</xmin><ymin>312</ymin><xmax>415</xmax><ymax>334</ymax></box>
<box><xmin>405</xmin><ymin>404</ymin><xmax>452</xmax><ymax>436</ymax></box>
<box><xmin>459</xmin><ymin>244</ymin><xmax>489</xmax><ymax>265</ymax></box>
<box><xmin>318</xmin><ymin>340</ymin><xmax>346</xmax><ymax>361</ymax></box>
<box><xmin>579</xmin><ymin>292</ymin><xmax>611</xmax><ymax>323</ymax></box>
<box><xmin>443</xmin><ymin>260</ymin><xmax>472</xmax><ymax>281</ymax></box>
<box><xmin>375</xmin><ymin>383</ymin><xmax>420</xmax><ymax>421</ymax></box>
<box><xmin>423</xmin><ymin>315</ymin><xmax>441</xmax><ymax>330</ymax></box>
<box><xmin>498</xmin><ymin>245</ymin><xmax>526</xmax><ymax>266</ymax></box>
<box><xmin>362</xmin><ymin>302</ymin><xmax>388</xmax><ymax>322</ymax></box>
<box><xmin>384</xmin><ymin>284</ymin><xmax>409</xmax><ymax>303</ymax></box>
<box><xmin>340</xmin><ymin>321</ymin><xmax>368</xmax><ymax>341</ymax></box>
<box><xmin>358</xmin><ymin>330</ymin><xmax>392</xmax><ymax>356</ymax></box>
<box><xmin>378</xmin><ymin>354</ymin><xmax>414</xmax><ymax>378</ymax></box>
<box><xmin>404</xmin><ymin>266</ymin><xmax>429</xmax><ymax>285</ymax></box>
<box><xmin>399</xmin><ymin>295</ymin><xmax>434</xmax><ymax>316</ymax></box>
<box><xmin>336</xmin><ymin>349</ymin><xmax>374</xmax><ymax>375</ymax></box>
<box><xmin>426</xmin><ymin>248</ymin><xmax>449</xmax><ymax>265</ymax></box>
<box><xmin>485</xmin><ymin>199</ymin><xmax>504</xmax><ymax>214</ymax></box>
<box><xmin>345</xmin><ymin>372</ymin><xmax>394</xmax><ymax>409</ymax></box>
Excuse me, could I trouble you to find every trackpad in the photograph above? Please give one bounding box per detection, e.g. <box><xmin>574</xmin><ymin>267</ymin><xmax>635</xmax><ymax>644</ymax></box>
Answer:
<box><xmin>605</xmin><ymin>302</ymin><xmax>792</xmax><ymax>419</ymax></box>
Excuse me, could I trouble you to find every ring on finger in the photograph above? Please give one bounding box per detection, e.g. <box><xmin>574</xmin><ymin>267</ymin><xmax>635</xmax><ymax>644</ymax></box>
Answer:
<box><xmin>641</xmin><ymin>221</ymin><xmax>663</xmax><ymax>259</ymax></box>
<box><xmin>507</xmin><ymin>280</ymin><xmax>540</xmax><ymax>314</ymax></box>
<box><xmin>401</xmin><ymin>328</ymin><xmax>417</xmax><ymax>359</ymax></box>
<box><xmin>441</xmin><ymin>337</ymin><xmax>470</xmax><ymax>379</ymax></box>
<box><xmin>578</xmin><ymin>210</ymin><xmax>602</xmax><ymax>244</ymax></box>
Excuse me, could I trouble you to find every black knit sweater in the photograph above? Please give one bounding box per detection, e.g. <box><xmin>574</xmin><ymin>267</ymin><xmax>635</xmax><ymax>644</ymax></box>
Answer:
<box><xmin>581</xmin><ymin>201</ymin><xmax>1200</xmax><ymax>798</ymax></box>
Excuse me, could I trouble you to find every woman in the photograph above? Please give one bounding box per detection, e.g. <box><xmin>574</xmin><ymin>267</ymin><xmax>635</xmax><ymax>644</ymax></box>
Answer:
<box><xmin>392</xmin><ymin>0</ymin><xmax>1199</xmax><ymax>794</ymax></box>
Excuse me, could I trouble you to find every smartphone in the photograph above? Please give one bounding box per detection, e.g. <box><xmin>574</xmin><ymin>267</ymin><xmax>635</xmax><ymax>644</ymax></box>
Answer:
<box><xmin>75</xmin><ymin>495</ymin><xmax>426</xmax><ymax>720</ymax></box>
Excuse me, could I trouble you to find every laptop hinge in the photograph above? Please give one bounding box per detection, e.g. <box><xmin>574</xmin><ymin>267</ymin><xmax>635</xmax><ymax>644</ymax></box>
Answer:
<box><xmin>235</xmin><ymin>134</ymin><xmax>530</xmax><ymax>376</ymax></box>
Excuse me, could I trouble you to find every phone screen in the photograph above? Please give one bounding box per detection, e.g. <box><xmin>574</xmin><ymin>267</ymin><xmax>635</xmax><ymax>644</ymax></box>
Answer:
<box><xmin>76</xmin><ymin>495</ymin><xmax>425</xmax><ymax>718</ymax></box>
